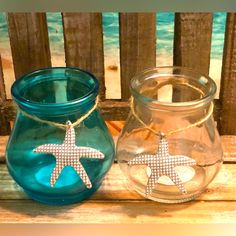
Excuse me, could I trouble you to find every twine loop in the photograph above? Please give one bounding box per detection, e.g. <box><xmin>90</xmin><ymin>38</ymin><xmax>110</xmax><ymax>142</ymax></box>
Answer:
<box><xmin>130</xmin><ymin>97</ymin><xmax>214</xmax><ymax>137</ymax></box>
<box><xmin>19</xmin><ymin>97</ymin><xmax>99</xmax><ymax>129</ymax></box>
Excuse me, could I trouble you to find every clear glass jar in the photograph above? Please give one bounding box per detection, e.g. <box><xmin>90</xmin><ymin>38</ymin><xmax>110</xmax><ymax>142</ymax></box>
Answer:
<box><xmin>116</xmin><ymin>67</ymin><xmax>223</xmax><ymax>203</ymax></box>
<box><xmin>6</xmin><ymin>67</ymin><xmax>115</xmax><ymax>205</ymax></box>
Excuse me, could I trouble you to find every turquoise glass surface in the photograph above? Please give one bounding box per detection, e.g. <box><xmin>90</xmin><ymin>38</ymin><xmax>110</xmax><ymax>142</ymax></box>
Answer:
<box><xmin>6</xmin><ymin>67</ymin><xmax>115</xmax><ymax>205</ymax></box>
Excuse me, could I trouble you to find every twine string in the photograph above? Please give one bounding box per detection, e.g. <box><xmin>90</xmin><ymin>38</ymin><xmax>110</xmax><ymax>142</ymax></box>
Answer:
<box><xmin>130</xmin><ymin>97</ymin><xmax>214</xmax><ymax>137</ymax></box>
<box><xmin>19</xmin><ymin>96</ymin><xmax>99</xmax><ymax>129</ymax></box>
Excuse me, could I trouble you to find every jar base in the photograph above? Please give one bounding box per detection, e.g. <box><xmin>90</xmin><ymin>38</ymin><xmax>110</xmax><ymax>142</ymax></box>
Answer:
<box><xmin>24</xmin><ymin>184</ymin><xmax>101</xmax><ymax>205</ymax></box>
<box><xmin>132</xmin><ymin>186</ymin><xmax>205</xmax><ymax>204</ymax></box>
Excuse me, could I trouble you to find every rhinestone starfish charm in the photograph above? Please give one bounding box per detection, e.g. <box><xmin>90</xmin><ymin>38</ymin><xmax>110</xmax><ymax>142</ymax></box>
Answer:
<box><xmin>34</xmin><ymin>121</ymin><xmax>104</xmax><ymax>188</ymax></box>
<box><xmin>128</xmin><ymin>134</ymin><xmax>196</xmax><ymax>195</ymax></box>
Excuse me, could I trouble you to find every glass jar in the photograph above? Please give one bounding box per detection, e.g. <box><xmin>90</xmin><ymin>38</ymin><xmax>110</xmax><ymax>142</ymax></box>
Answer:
<box><xmin>6</xmin><ymin>67</ymin><xmax>115</xmax><ymax>205</ymax></box>
<box><xmin>116</xmin><ymin>67</ymin><xmax>223</xmax><ymax>203</ymax></box>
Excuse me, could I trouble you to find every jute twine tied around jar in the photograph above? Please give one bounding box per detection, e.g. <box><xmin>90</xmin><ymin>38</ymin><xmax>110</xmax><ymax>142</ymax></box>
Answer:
<box><xmin>130</xmin><ymin>94</ymin><xmax>214</xmax><ymax>138</ymax></box>
<box><xmin>18</xmin><ymin>96</ymin><xmax>99</xmax><ymax>129</ymax></box>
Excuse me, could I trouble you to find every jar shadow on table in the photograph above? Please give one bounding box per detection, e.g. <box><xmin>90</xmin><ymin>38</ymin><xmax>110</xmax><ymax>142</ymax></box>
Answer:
<box><xmin>0</xmin><ymin>198</ymin><xmax>89</xmax><ymax>218</ymax></box>
<box><xmin>107</xmin><ymin>199</ymin><xmax>200</xmax><ymax>220</ymax></box>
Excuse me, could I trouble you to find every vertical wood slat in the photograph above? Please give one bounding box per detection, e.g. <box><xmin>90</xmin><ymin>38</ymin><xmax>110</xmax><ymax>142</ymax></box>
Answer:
<box><xmin>62</xmin><ymin>13</ymin><xmax>105</xmax><ymax>100</ymax></box>
<box><xmin>7</xmin><ymin>13</ymin><xmax>51</xmax><ymax>79</ymax></box>
<box><xmin>219</xmin><ymin>13</ymin><xmax>236</xmax><ymax>135</ymax></box>
<box><xmin>119</xmin><ymin>13</ymin><xmax>156</xmax><ymax>100</ymax></box>
<box><xmin>174</xmin><ymin>13</ymin><xmax>213</xmax><ymax>75</ymax></box>
<box><xmin>0</xmin><ymin>55</ymin><xmax>11</xmax><ymax>135</ymax></box>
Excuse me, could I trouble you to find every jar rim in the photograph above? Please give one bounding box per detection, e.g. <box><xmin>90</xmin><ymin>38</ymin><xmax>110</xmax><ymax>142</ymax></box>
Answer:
<box><xmin>130</xmin><ymin>66</ymin><xmax>217</xmax><ymax>109</ymax></box>
<box><xmin>11</xmin><ymin>67</ymin><xmax>99</xmax><ymax>115</ymax></box>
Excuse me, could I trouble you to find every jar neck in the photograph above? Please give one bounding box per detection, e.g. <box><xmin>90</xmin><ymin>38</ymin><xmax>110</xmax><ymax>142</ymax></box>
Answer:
<box><xmin>12</xmin><ymin>67</ymin><xmax>99</xmax><ymax>117</ymax></box>
<box><xmin>132</xmin><ymin>96</ymin><xmax>213</xmax><ymax>136</ymax></box>
<box><xmin>132</xmin><ymin>94</ymin><xmax>213</xmax><ymax>114</ymax></box>
<box><xmin>130</xmin><ymin>67</ymin><xmax>216</xmax><ymax>136</ymax></box>
<box><xmin>18</xmin><ymin>99</ymin><xmax>98</xmax><ymax>127</ymax></box>
<box><xmin>16</xmin><ymin>97</ymin><xmax>97</xmax><ymax>118</ymax></box>
<box><xmin>130</xmin><ymin>66</ymin><xmax>216</xmax><ymax>113</ymax></box>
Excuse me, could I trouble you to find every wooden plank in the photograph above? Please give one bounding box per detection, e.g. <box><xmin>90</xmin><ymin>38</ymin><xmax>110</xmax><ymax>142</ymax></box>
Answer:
<box><xmin>219</xmin><ymin>13</ymin><xmax>236</xmax><ymax>135</ymax></box>
<box><xmin>106</xmin><ymin>121</ymin><xmax>124</xmax><ymax>136</ymax></box>
<box><xmin>0</xmin><ymin>54</ymin><xmax>11</xmax><ymax>135</ymax></box>
<box><xmin>0</xmin><ymin>200</ymin><xmax>235</xmax><ymax>223</ymax></box>
<box><xmin>0</xmin><ymin>98</ymin><xmax>222</xmax><ymax>123</ymax></box>
<box><xmin>62</xmin><ymin>13</ymin><xmax>105</xmax><ymax>100</ymax></box>
<box><xmin>119</xmin><ymin>13</ymin><xmax>156</xmax><ymax>100</ymax></box>
<box><xmin>221</xmin><ymin>135</ymin><xmax>236</xmax><ymax>160</ymax></box>
<box><xmin>214</xmin><ymin>99</ymin><xmax>221</xmax><ymax>125</ymax></box>
<box><xmin>1</xmin><ymin>133</ymin><xmax>235</xmax><ymax>223</ymax></box>
<box><xmin>0</xmin><ymin>163</ymin><xmax>235</xmax><ymax>201</ymax></box>
<box><xmin>0</xmin><ymin>136</ymin><xmax>8</xmax><ymax>163</ymax></box>
<box><xmin>0</xmin><ymin>100</ymin><xmax>16</xmax><ymax>122</ymax></box>
<box><xmin>7</xmin><ymin>13</ymin><xmax>51</xmax><ymax>78</ymax></box>
<box><xmin>99</xmin><ymin>100</ymin><xmax>130</xmax><ymax>120</ymax></box>
<box><xmin>174</xmin><ymin>13</ymin><xmax>213</xmax><ymax>75</ymax></box>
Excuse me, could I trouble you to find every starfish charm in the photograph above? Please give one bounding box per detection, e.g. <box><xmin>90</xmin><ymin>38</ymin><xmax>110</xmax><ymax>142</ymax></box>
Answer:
<box><xmin>128</xmin><ymin>135</ymin><xmax>196</xmax><ymax>195</ymax></box>
<box><xmin>34</xmin><ymin>121</ymin><xmax>104</xmax><ymax>188</ymax></box>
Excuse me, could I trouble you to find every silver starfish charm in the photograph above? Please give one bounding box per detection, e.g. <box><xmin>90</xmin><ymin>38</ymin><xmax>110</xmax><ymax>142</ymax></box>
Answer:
<box><xmin>128</xmin><ymin>134</ymin><xmax>196</xmax><ymax>195</ymax></box>
<box><xmin>34</xmin><ymin>121</ymin><xmax>104</xmax><ymax>188</ymax></box>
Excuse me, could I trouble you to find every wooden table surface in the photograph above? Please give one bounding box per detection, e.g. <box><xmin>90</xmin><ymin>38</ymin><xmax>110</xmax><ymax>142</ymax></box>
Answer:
<box><xmin>0</xmin><ymin>122</ymin><xmax>236</xmax><ymax>223</ymax></box>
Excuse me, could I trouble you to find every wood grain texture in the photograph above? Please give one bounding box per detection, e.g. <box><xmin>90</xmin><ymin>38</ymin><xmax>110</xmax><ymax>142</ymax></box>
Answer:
<box><xmin>0</xmin><ymin>98</ymin><xmax>222</xmax><ymax>122</ymax></box>
<box><xmin>99</xmin><ymin>100</ymin><xmax>130</xmax><ymax>120</ymax></box>
<box><xmin>119</xmin><ymin>13</ymin><xmax>156</xmax><ymax>100</ymax></box>
<box><xmin>0</xmin><ymin>55</ymin><xmax>6</xmax><ymax>101</ymax></box>
<box><xmin>0</xmin><ymin>164</ymin><xmax>235</xmax><ymax>201</ymax></box>
<box><xmin>0</xmin><ymin>136</ymin><xmax>8</xmax><ymax>163</ymax></box>
<box><xmin>0</xmin><ymin>200</ymin><xmax>235</xmax><ymax>223</ymax></box>
<box><xmin>221</xmin><ymin>135</ymin><xmax>236</xmax><ymax>161</ymax></box>
<box><xmin>62</xmin><ymin>13</ymin><xmax>105</xmax><ymax>100</ymax></box>
<box><xmin>106</xmin><ymin>121</ymin><xmax>125</xmax><ymax>136</ymax></box>
<box><xmin>219</xmin><ymin>13</ymin><xmax>236</xmax><ymax>135</ymax></box>
<box><xmin>0</xmin><ymin>100</ymin><xmax>16</xmax><ymax>122</ymax></box>
<box><xmin>0</xmin><ymin>55</ymin><xmax>11</xmax><ymax>135</ymax></box>
<box><xmin>174</xmin><ymin>13</ymin><xmax>213</xmax><ymax>75</ymax></box>
<box><xmin>0</xmin><ymin>135</ymin><xmax>236</xmax><ymax>223</ymax></box>
<box><xmin>7</xmin><ymin>13</ymin><xmax>51</xmax><ymax>78</ymax></box>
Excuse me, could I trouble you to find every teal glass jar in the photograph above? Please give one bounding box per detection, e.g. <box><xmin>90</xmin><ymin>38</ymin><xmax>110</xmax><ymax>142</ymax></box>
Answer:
<box><xmin>6</xmin><ymin>67</ymin><xmax>115</xmax><ymax>205</ymax></box>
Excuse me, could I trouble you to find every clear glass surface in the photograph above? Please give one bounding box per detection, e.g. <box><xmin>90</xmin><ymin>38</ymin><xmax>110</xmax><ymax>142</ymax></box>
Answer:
<box><xmin>116</xmin><ymin>67</ymin><xmax>223</xmax><ymax>203</ymax></box>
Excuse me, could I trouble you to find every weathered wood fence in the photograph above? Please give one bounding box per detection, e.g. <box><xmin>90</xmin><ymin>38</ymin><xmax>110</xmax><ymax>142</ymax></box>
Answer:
<box><xmin>0</xmin><ymin>13</ymin><xmax>236</xmax><ymax>135</ymax></box>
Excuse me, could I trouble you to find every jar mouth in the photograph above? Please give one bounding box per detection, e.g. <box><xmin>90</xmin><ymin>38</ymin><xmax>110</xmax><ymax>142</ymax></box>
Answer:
<box><xmin>11</xmin><ymin>67</ymin><xmax>99</xmax><ymax>115</ymax></box>
<box><xmin>130</xmin><ymin>66</ymin><xmax>217</xmax><ymax>110</ymax></box>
